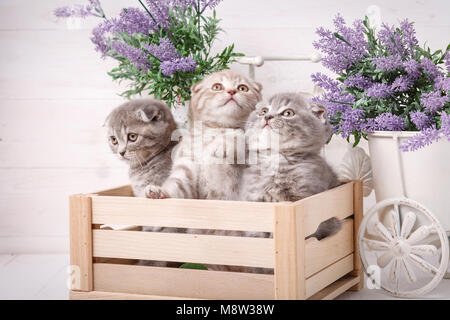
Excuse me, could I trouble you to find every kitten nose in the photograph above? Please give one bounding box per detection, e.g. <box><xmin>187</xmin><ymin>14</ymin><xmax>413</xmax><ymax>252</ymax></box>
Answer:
<box><xmin>265</xmin><ymin>115</ymin><xmax>274</xmax><ymax>121</ymax></box>
<box><xmin>227</xmin><ymin>89</ymin><xmax>236</xmax><ymax>96</ymax></box>
<box><xmin>120</xmin><ymin>151</ymin><xmax>126</xmax><ymax>157</ymax></box>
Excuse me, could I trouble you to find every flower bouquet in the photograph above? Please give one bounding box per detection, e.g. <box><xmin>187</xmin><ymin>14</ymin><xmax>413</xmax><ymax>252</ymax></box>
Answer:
<box><xmin>312</xmin><ymin>15</ymin><xmax>449</xmax><ymax>151</ymax></box>
<box><xmin>55</xmin><ymin>0</ymin><xmax>242</xmax><ymax>107</ymax></box>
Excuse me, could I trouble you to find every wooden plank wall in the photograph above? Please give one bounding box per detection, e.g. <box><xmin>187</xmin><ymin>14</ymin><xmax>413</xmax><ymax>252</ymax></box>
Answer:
<box><xmin>1</xmin><ymin>0</ymin><xmax>448</xmax><ymax>253</ymax></box>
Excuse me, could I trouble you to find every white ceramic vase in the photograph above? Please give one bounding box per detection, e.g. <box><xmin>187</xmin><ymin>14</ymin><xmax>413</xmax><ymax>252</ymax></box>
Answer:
<box><xmin>367</xmin><ymin>131</ymin><xmax>450</xmax><ymax>233</ymax></box>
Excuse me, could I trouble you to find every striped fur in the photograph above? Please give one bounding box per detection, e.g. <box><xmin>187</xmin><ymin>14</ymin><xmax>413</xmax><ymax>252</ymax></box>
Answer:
<box><xmin>145</xmin><ymin>70</ymin><xmax>263</xmax><ymax>200</ymax></box>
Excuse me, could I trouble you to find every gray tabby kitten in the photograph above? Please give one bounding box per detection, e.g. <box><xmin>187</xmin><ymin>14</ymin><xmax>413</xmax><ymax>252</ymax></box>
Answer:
<box><xmin>241</xmin><ymin>92</ymin><xmax>342</xmax><ymax>240</ymax></box>
<box><xmin>105</xmin><ymin>99</ymin><xmax>179</xmax><ymax>267</ymax></box>
<box><xmin>105</xmin><ymin>98</ymin><xmax>177</xmax><ymax>198</ymax></box>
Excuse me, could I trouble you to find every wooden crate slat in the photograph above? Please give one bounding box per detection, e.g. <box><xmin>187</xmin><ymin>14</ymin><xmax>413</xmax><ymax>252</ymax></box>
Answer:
<box><xmin>305</xmin><ymin>253</ymin><xmax>354</xmax><ymax>298</ymax></box>
<box><xmin>70</xmin><ymin>290</ymin><xmax>200</xmax><ymax>300</ymax></box>
<box><xmin>95</xmin><ymin>185</ymin><xmax>134</xmax><ymax>197</ymax></box>
<box><xmin>69</xmin><ymin>194</ymin><xmax>93</xmax><ymax>291</ymax></box>
<box><xmin>93</xmin><ymin>230</ymin><xmax>274</xmax><ymax>268</ymax></box>
<box><xmin>350</xmin><ymin>180</ymin><xmax>364</xmax><ymax>291</ymax></box>
<box><xmin>295</xmin><ymin>182</ymin><xmax>354</xmax><ymax>238</ymax></box>
<box><xmin>308</xmin><ymin>275</ymin><xmax>361</xmax><ymax>300</ymax></box>
<box><xmin>93</xmin><ymin>263</ymin><xmax>274</xmax><ymax>300</ymax></box>
<box><xmin>305</xmin><ymin>218</ymin><xmax>354</xmax><ymax>277</ymax></box>
<box><xmin>91</xmin><ymin>196</ymin><xmax>274</xmax><ymax>232</ymax></box>
<box><xmin>273</xmin><ymin>204</ymin><xmax>306</xmax><ymax>299</ymax></box>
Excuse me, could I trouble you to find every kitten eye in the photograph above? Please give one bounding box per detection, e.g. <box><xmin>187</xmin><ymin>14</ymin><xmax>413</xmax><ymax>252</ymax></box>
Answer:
<box><xmin>128</xmin><ymin>133</ymin><xmax>138</xmax><ymax>142</ymax></box>
<box><xmin>282</xmin><ymin>109</ymin><xmax>295</xmax><ymax>118</ymax></box>
<box><xmin>237</xmin><ymin>84</ymin><xmax>249</xmax><ymax>92</ymax></box>
<box><xmin>110</xmin><ymin>136</ymin><xmax>118</xmax><ymax>145</ymax></box>
<box><xmin>258</xmin><ymin>108</ymin><xmax>269</xmax><ymax>117</ymax></box>
<box><xmin>211</xmin><ymin>83</ymin><xmax>224</xmax><ymax>91</ymax></box>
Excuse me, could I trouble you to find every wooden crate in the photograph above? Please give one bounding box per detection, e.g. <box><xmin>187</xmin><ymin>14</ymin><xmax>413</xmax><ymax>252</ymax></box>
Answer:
<box><xmin>68</xmin><ymin>181</ymin><xmax>364</xmax><ymax>300</ymax></box>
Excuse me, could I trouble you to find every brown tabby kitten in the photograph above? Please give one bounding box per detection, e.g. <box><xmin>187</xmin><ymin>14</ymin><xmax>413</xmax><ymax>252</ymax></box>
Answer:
<box><xmin>105</xmin><ymin>98</ymin><xmax>177</xmax><ymax>198</ymax></box>
<box><xmin>145</xmin><ymin>70</ymin><xmax>263</xmax><ymax>200</ymax></box>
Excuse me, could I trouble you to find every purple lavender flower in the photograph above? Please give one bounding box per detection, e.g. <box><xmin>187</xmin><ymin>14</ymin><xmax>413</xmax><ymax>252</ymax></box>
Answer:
<box><xmin>391</xmin><ymin>75</ymin><xmax>414</xmax><ymax>92</ymax></box>
<box><xmin>313</xmin><ymin>14</ymin><xmax>368</xmax><ymax>73</ymax></box>
<box><xmin>400</xmin><ymin>19</ymin><xmax>418</xmax><ymax>56</ymax></box>
<box><xmin>144</xmin><ymin>0</ymin><xmax>175</xmax><ymax>29</ymax></box>
<box><xmin>374</xmin><ymin>112</ymin><xmax>406</xmax><ymax>131</ymax></box>
<box><xmin>311</xmin><ymin>73</ymin><xmax>341</xmax><ymax>92</ymax></box>
<box><xmin>366</xmin><ymin>83</ymin><xmax>393</xmax><ymax>98</ymax></box>
<box><xmin>421</xmin><ymin>57</ymin><xmax>442</xmax><ymax>80</ymax></box>
<box><xmin>171</xmin><ymin>0</ymin><xmax>221</xmax><ymax>12</ymax></box>
<box><xmin>144</xmin><ymin>38</ymin><xmax>179</xmax><ymax>61</ymax></box>
<box><xmin>54</xmin><ymin>0</ymin><xmax>104</xmax><ymax>18</ymax></box>
<box><xmin>378</xmin><ymin>23</ymin><xmax>406</xmax><ymax>57</ymax></box>
<box><xmin>160</xmin><ymin>57</ymin><xmax>197</xmax><ymax>75</ymax></box>
<box><xmin>360</xmin><ymin>118</ymin><xmax>377</xmax><ymax>133</ymax></box>
<box><xmin>115</xmin><ymin>8</ymin><xmax>156</xmax><ymax>34</ymax></box>
<box><xmin>403</xmin><ymin>59</ymin><xmax>421</xmax><ymax>79</ymax></box>
<box><xmin>144</xmin><ymin>38</ymin><xmax>197</xmax><ymax>75</ymax></box>
<box><xmin>400</xmin><ymin>126</ymin><xmax>441</xmax><ymax>151</ymax></box>
<box><xmin>435</xmin><ymin>76</ymin><xmax>450</xmax><ymax>92</ymax></box>
<box><xmin>91</xmin><ymin>20</ymin><xmax>114</xmax><ymax>57</ymax></box>
<box><xmin>445</xmin><ymin>51</ymin><xmax>450</xmax><ymax>74</ymax></box>
<box><xmin>440</xmin><ymin>111</ymin><xmax>450</xmax><ymax>141</ymax></box>
<box><xmin>410</xmin><ymin>111</ymin><xmax>432</xmax><ymax>130</ymax></box>
<box><xmin>421</xmin><ymin>91</ymin><xmax>448</xmax><ymax>113</ymax></box>
<box><xmin>110</xmin><ymin>41</ymin><xmax>151</xmax><ymax>72</ymax></box>
<box><xmin>338</xmin><ymin>108</ymin><xmax>365</xmax><ymax>138</ymax></box>
<box><xmin>343</xmin><ymin>74</ymin><xmax>373</xmax><ymax>90</ymax></box>
<box><xmin>373</xmin><ymin>55</ymin><xmax>403</xmax><ymax>71</ymax></box>
<box><xmin>201</xmin><ymin>0</ymin><xmax>222</xmax><ymax>10</ymax></box>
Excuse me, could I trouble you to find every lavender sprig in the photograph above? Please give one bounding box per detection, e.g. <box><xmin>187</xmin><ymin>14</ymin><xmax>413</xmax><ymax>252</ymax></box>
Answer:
<box><xmin>313</xmin><ymin>14</ymin><xmax>449</xmax><ymax>151</ymax></box>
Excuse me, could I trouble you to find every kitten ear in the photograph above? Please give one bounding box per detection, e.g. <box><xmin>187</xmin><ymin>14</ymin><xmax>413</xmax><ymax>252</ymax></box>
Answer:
<box><xmin>102</xmin><ymin>113</ymin><xmax>112</xmax><ymax>127</ymax></box>
<box><xmin>151</xmin><ymin>110</ymin><xmax>163</xmax><ymax>121</ymax></box>
<box><xmin>191</xmin><ymin>80</ymin><xmax>204</xmax><ymax>95</ymax></box>
<box><xmin>136</xmin><ymin>109</ymin><xmax>151</xmax><ymax>122</ymax></box>
<box><xmin>311</xmin><ymin>105</ymin><xmax>327</xmax><ymax>124</ymax></box>
<box><xmin>252</xmin><ymin>81</ymin><xmax>263</xmax><ymax>93</ymax></box>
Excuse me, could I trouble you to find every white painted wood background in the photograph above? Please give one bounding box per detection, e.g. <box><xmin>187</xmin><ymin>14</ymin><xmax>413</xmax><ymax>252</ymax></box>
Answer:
<box><xmin>0</xmin><ymin>0</ymin><xmax>449</xmax><ymax>254</ymax></box>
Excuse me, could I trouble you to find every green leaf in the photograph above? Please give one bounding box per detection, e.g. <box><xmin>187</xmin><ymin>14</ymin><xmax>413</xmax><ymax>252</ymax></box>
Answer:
<box><xmin>179</xmin><ymin>263</ymin><xmax>208</xmax><ymax>270</ymax></box>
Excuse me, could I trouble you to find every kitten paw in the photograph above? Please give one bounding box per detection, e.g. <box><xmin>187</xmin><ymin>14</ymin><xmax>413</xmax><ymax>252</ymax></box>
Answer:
<box><xmin>145</xmin><ymin>185</ymin><xmax>168</xmax><ymax>199</ymax></box>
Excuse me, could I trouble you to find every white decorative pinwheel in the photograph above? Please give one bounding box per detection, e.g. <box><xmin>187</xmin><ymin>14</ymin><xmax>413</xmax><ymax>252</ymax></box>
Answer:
<box><xmin>358</xmin><ymin>198</ymin><xmax>449</xmax><ymax>298</ymax></box>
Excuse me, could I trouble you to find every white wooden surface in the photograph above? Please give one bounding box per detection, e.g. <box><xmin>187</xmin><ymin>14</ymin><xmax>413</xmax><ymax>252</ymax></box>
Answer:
<box><xmin>0</xmin><ymin>0</ymin><xmax>449</xmax><ymax>254</ymax></box>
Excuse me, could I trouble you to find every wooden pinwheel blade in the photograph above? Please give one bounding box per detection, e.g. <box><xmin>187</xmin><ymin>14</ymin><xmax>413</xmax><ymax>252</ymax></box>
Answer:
<box><xmin>375</xmin><ymin>222</ymin><xmax>394</xmax><ymax>243</ymax></box>
<box><xmin>408</xmin><ymin>253</ymin><xmax>439</xmax><ymax>275</ymax></box>
<box><xmin>406</xmin><ymin>225</ymin><xmax>435</xmax><ymax>246</ymax></box>
<box><xmin>401</xmin><ymin>258</ymin><xmax>417</xmax><ymax>284</ymax></box>
<box><xmin>410</xmin><ymin>245</ymin><xmax>438</xmax><ymax>257</ymax></box>
<box><xmin>377</xmin><ymin>251</ymin><xmax>394</xmax><ymax>268</ymax></box>
<box><xmin>362</xmin><ymin>238</ymin><xmax>390</xmax><ymax>251</ymax></box>
<box><xmin>400</xmin><ymin>211</ymin><xmax>416</xmax><ymax>239</ymax></box>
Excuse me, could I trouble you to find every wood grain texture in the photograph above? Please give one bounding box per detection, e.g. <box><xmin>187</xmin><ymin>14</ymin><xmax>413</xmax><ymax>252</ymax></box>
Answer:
<box><xmin>93</xmin><ymin>230</ymin><xmax>274</xmax><ymax>268</ymax></box>
<box><xmin>95</xmin><ymin>185</ymin><xmax>134</xmax><ymax>197</ymax></box>
<box><xmin>273</xmin><ymin>204</ymin><xmax>305</xmax><ymax>299</ymax></box>
<box><xmin>296</xmin><ymin>182</ymin><xmax>354</xmax><ymax>238</ymax></box>
<box><xmin>305</xmin><ymin>254</ymin><xmax>354</xmax><ymax>298</ymax></box>
<box><xmin>305</xmin><ymin>218</ymin><xmax>354</xmax><ymax>277</ymax></box>
<box><xmin>93</xmin><ymin>263</ymin><xmax>274</xmax><ymax>300</ymax></box>
<box><xmin>91</xmin><ymin>196</ymin><xmax>274</xmax><ymax>232</ymax></box>
<box><xmin>69</xmin><ymin>290</ymin><xmax>199</xmax><ymax>300</ymax></box>
<box><xmin>350</xmin><ymin>180</ymin><xmax>364</xmax><ymax>291</ymax></box>
<box><xmin>308</xmin><ymin>275</ymin><xmax>361</xmax><ymax>300</ymax></box>
<box><xmin>69</xmin><ymin>194</ymin><xmax>93</xmax><ymax>291</ymax></box>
